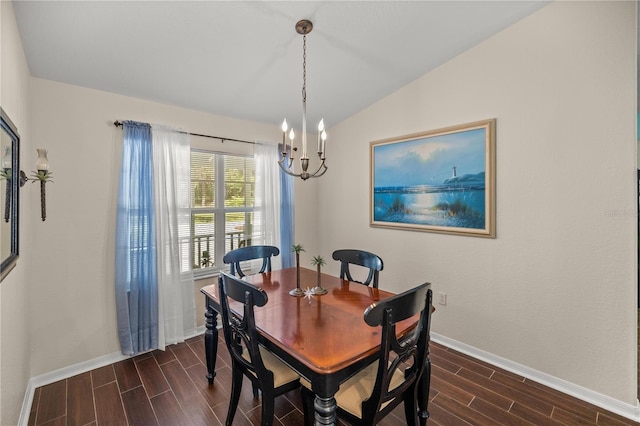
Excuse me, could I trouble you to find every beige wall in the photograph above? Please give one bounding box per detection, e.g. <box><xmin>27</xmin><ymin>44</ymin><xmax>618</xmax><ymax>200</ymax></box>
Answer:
<box><xmin>320</xmin><ymin>1</ymin><xmax>637</xmax><ymax>405</ymax></box>
<box><xmin>1</xmin><ymin>2</ymin><xmax>32</xmax><ymax>424</ymax></box>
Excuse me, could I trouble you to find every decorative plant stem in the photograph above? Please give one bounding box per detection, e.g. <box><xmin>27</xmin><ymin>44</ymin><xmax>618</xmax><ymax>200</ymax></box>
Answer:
<box><xmin>310</xmin><ymin>255</ymin><xmax>327</xmax><ymax>295</ymax></box>
<box><xmin>289</xmin><ymin>244</ymin><xmax>305</xmax><ymax>296</ymax></box>
<box><xmin>31</xmin><ymin>170</ymin><xmax>53</xmax><ymax>222</ymax></box>
<box><xmin>40</xmin><ymin>180</ymin><xmax>46</xmax><ymax>221</ymax></box>
<box><xmin>4</xmin><ymin>171</ymin><xmax>10</xmax><ymax>223</ymax></box>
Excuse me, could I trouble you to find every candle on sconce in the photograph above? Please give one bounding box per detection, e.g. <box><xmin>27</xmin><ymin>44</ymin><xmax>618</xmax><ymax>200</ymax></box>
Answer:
<box><xmin>317</xmin><ymin>119</ymin><xmax>324</xmax><ymax>154</ymax></box>
<box><xmin>288</xmin><ymin>128</ymin><xmax>295</xmax><ymax>160</ymax></box>
<box><xmin>281</xmin><ymin>119</ymin><xmax>288</xmax><ymax>155</ymax></box>
<box><xmin>321</xmin><ymin>130</ymin><xmax>327</xmax><ymax>159</ymax></box>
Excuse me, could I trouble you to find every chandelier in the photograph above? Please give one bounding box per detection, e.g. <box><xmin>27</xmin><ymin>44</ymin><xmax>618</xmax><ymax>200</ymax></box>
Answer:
<box><xmin>278</xmin><ymin>19</ymin><xmax>327</xmax><ymax>181</ymax></box>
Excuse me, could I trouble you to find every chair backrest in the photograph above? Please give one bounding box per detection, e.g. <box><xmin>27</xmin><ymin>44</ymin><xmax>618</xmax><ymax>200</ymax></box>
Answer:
<box><xmin>218</xmin><ymin>272</ymin><xmax>271</xmax><ymax>383</ymax></box>
<box><xmin>223</xmin><ymin>245</ymin><xmax>280</xmax><ymax>278</ymax></box>
<box><xmin>332</xmin><ymin>249</ymin><xmax>383</xmax><ymax>288</ymax></box>
<box><xmin>362</xmin><ymin>282</ymin><xmax>433</xmax><ymax>424</ymax></box>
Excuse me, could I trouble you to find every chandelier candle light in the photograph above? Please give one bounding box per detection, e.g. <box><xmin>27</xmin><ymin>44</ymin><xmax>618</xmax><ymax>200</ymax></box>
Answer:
<box><xmin>278</xmin><ymin>19</ymin><xmax>328</xmax><ymax>181</ymax></box>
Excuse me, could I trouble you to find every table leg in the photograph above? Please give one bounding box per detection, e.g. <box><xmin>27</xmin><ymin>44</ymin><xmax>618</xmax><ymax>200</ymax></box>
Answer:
<box><xmin>418</xmin><ymin>352</ymin><xmax>431</xmax><ymax>426</ymax></box>
<box><xmin>204</xmin><ymin>300</ymin><xmax>219</xmax><ymax>385</ymax></box>
<box><xmin>314</xmin><ymin>395</ymin><xmax>337</xmax><ymax>426</ymax></box>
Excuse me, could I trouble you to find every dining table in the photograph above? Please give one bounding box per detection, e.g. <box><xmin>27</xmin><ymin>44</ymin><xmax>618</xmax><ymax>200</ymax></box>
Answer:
<box><xmin>200</xmin><ymin>267</ymin><xmax>431</xmax><ymax>426</ymax></box>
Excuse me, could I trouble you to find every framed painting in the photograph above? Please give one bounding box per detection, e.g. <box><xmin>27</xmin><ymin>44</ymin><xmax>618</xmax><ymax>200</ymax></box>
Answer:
<box><xmin>370</xmin><ymin>119</ymin><xmax>496</xmax><ymax>238</ymax></box>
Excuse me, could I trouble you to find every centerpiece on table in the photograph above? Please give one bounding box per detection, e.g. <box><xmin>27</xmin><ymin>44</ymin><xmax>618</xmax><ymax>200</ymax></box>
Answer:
<box><xmin>289</xmin><ymin>243</ymin><xmax>306</xmax><ymax>297</ymax></box>
<box><xmin>310</xmin><ymin>255</ymin><xmax>328</xmax><ymax>295</ymax></box>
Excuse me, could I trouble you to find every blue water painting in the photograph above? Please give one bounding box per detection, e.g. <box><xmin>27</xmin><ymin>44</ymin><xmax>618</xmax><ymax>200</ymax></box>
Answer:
<box><xmin>373</xmin><ymin>127</ymin><xmax>487</xmax><ymax>229</ymax></box>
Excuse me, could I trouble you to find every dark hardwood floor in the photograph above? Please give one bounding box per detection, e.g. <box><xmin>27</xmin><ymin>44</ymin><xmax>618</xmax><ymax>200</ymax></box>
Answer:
<box><xmin>28</xmin><ymin>334</ymin><xmax>637</xmax><ymax>426</ymax></box>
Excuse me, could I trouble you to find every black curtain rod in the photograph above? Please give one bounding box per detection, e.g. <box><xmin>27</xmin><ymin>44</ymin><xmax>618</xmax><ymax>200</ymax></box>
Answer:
<box><xmin>113</xmin><ymin>121</ymin><xmax>256</xmax><ymax>145</ymax></box>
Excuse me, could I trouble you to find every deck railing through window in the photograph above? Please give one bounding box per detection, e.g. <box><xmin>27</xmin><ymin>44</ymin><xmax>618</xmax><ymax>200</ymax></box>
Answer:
<box><xmin>192</xmin><ymin>231</ymin><xmax>255</xmax><ymax>270</ymax></box>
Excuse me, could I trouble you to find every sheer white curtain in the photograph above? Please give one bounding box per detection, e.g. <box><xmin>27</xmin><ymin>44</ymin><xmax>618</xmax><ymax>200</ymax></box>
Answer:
<box><xmin>255</xmin><ymin>141</ymin><xmax>282</xmax><ymax>270</ymax></box>
<box><xmin>152</xmin><ymin>125</ymin><xmax>197</xmax><ymax>348</ymax></box>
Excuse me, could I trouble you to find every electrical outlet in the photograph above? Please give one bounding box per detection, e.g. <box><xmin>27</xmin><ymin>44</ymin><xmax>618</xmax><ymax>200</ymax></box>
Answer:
<box><xmin>438</xmin><ymin>292</ymin><xmax>447</xmax><ymax>306</ymax></box>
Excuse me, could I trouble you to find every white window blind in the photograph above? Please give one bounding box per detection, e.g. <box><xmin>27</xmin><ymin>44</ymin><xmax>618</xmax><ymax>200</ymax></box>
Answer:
<box><xmin>189</xmin><ymin>150</ymin><xmax>258</xmax><ymax>274</ymax></box>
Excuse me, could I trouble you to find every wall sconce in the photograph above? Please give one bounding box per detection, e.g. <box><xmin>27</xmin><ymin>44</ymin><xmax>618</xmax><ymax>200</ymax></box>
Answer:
<box><xmin>20</xmin><ymin>149</ymin><xmax>53</xmax><ymax>221</ymax></box>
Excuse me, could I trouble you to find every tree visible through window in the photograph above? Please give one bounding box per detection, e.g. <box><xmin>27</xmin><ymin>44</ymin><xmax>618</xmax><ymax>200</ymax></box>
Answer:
<box><xmin>190</xmin><ymin>150</ymin><xmax>257</xmax><ymax>273</ymax></box>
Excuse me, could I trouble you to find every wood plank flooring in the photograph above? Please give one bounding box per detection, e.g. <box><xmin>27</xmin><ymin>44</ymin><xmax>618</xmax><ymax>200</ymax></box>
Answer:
<box><xmin>28</xmin><ymin>334</ymin><xmax>638</xmax><ymax>426</ymax></box>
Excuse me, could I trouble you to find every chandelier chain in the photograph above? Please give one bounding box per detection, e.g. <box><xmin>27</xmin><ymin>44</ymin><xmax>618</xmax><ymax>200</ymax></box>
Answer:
<box><xmin>302</xmin><ymin>34</ymin><xmax>307</xmax><ymax>103</ymax></box>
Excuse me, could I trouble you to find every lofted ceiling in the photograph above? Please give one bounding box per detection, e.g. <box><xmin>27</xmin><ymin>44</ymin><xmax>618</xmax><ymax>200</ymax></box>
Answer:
<box><xmin>12</xmin><ymin>1</ymin><xmax>549</xmax><ymax>131</ymax></box>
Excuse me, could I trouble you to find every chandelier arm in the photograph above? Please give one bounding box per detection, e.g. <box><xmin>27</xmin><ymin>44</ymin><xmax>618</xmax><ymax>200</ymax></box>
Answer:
<box><xmin>308</xmin><ymin>161</ymin><xmax>328</xmax><ymax>178</ymax></box>
<box><xmin>277</xmin><ymin>159</ymin><xmax>298</xmax><ymax>177</ymax></box>
<box><xmin>278</xmin><ymin>166</ymin><xmax>296</xmax><ymax>177</ymax></box>
<box><xmin>278</xmin><ymin>155</ymin><xmax>295</xmax><ymax>170</ymax></box>
<box><xmin>278</xmin><ymin>153</ymin><xmax>298</xmax><ymax>172</ymax></box>
<box><xmin>278</xmin><ymin>152</ymin><xmax>327</xmax><ymax>180</ymax></box>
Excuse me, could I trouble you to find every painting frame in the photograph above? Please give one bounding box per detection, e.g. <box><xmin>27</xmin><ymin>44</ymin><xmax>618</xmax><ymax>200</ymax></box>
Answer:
<box><xmin>370</xmin><ymin>119</ymin><xmax>496</xmax><ymax>238</ymax></box>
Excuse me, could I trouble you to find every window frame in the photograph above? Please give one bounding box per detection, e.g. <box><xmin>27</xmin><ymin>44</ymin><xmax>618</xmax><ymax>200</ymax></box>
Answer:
<box><xmin>190</xmin><ymin>148</ymin><xmax>256</xmax><ymax>278</ymax></box>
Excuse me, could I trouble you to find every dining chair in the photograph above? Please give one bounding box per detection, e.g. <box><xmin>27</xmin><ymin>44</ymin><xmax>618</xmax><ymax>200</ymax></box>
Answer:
<box><xmin>223</xmin><ymin>245</ymin><xmax>280</xmax><ymax>278</ymax></box>
<box><xmin>301</xmin><ymin>282</ymin><xmax>433</xmax><ymax>426</ymax></box>
<box><xmin>218</xmin><ymin>272</ymin><xmax>301</xmax><ymax>426</ymax></box>
<box><xmin>222</xmin><ymin>245</ymin><xmax>280</xmax><ymax>398</ymax></box>
<box><xmin>332</xmin><ymin>249</ymin><xmax>384</xmax><ymax>288</ymax></box>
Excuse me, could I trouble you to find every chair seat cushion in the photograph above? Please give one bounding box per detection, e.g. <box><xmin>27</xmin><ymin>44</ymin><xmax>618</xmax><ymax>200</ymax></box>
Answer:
<box><xmin>242</xmin><ymin>345</ymin><xmax>299</xmax><ymax>388</ymax></box>
<box><xmin>301</xmin><ymin>361</ymin><xmax>405</xmax><ymax>418</ymax></box>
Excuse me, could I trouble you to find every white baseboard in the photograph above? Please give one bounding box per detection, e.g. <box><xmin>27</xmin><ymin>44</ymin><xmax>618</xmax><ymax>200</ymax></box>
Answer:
<box><xmin>431</xmin><ymin>332</ymin><xmax>640</xmax><ymax>423</ymax></box>
<box><xmin>19</xmin><ymin>330</ymin><xmax>639</xmax><ymax>424</ymax></box>
<box><xmin>18</xmin><ymin>350</ymin><xmax>130</xmax><ymax>426</ymax></box>
<box><xmin>18</xmin><ymin>327</ymin><xmax>207</xmax><ymax>426</ymax></box>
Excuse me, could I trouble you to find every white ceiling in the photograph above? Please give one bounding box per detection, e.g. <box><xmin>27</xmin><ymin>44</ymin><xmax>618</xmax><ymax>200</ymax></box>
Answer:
<box><xmin>12</xmin><ymin>1</ymin><xmax>549</xmax><ymax>131</ymax></box>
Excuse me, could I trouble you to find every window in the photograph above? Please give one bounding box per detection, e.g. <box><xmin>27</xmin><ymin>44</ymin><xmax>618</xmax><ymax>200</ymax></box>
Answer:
<box><xmin>190</xmin><ymin>150</ymin><xmax>258</xmax><ymax>274</ymax></box>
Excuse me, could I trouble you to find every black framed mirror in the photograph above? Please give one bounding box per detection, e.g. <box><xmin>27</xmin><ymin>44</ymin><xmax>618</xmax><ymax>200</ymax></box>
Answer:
<box><xmin>1</xmin><ymin>107</ymin><xmax>20</xmax><ymax>281</ymax></box>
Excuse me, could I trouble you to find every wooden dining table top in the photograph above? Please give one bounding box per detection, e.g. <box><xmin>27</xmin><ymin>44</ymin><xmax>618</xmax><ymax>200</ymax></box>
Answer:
<box><xmin>200</xmin><ymin>266</ymin><xmax>418</xmax><ymax>376</ymax></box>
